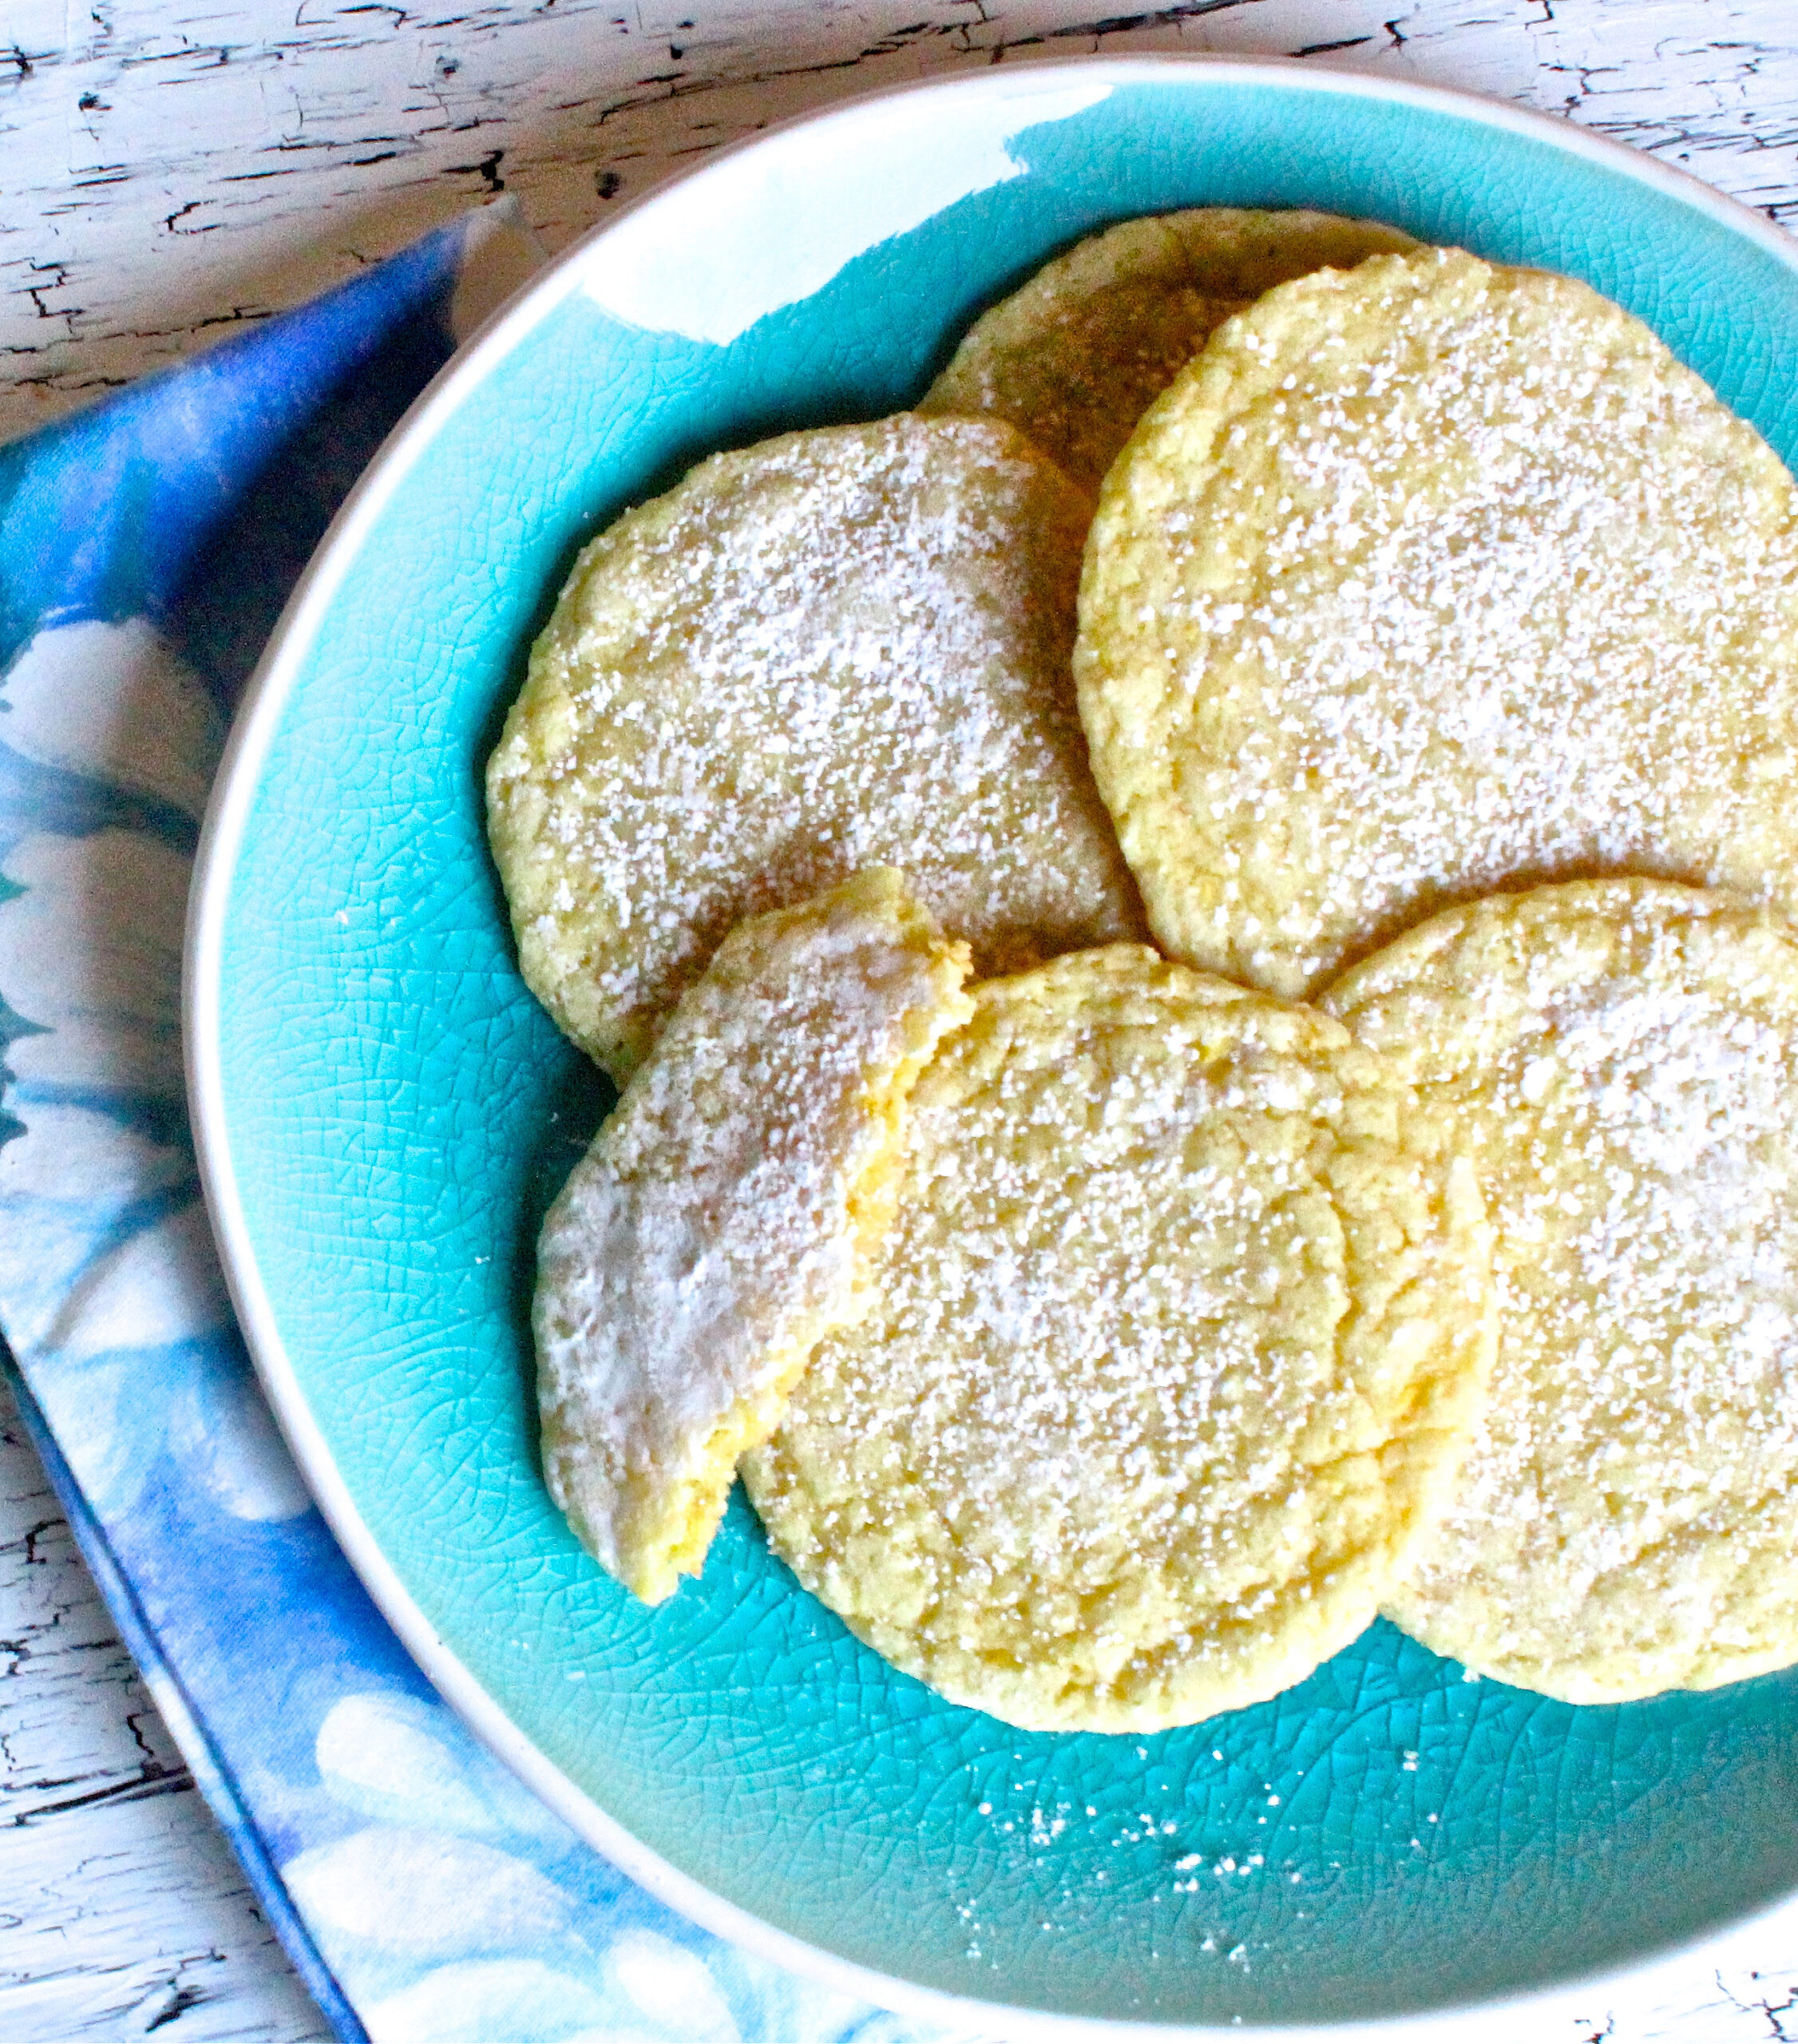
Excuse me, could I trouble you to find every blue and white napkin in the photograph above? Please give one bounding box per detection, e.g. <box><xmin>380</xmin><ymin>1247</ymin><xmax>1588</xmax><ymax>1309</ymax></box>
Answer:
<box><xmin>0</xmin><ymin>204</ymin><xmax>966</xmax><ymax>2044</ymax></box>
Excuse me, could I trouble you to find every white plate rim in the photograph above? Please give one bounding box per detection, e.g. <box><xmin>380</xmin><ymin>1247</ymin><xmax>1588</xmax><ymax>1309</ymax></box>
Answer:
<box><xmin>184</xmin><ymin>49</ymin><xmax>1798</xmax><ymax>2042</ymax></box>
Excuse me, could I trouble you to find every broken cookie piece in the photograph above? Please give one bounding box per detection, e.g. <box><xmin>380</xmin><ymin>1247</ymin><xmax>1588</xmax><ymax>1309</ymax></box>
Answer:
<box><xmin>535</xmin><ymin>867</ymin><xmax>973</xmax><ymax>1604</ymax></box>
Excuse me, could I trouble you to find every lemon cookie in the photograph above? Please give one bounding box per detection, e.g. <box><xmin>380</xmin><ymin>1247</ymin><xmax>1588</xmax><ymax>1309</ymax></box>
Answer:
<box><xmin>743</xmin><ymin>946</ymin><xmax>1492</xmax><ymax>1731</ymax></box>
<box><xmin>536</xmin><ymin>869</ymin><xmax>973</xmax><ymax>1605</ymax></box>
<box><xmin>1076</xmin><ymin>245</ymin><xmax>1798</xmax><ymax>1001</ymax></box>
<box><xmin>921</xmin><ymin>208</ymin><xmax>1413</xmax><ymax>493</ymax></box>
<box><xmin>488</xmin><ymin>413</ymin><xmax>1142</xmax><ymax>1079</ymax></box>
<box><xmin>1325</xmin><ymin>879</ymin><xmax>1798</xmax><ymax>1701</ymax></box>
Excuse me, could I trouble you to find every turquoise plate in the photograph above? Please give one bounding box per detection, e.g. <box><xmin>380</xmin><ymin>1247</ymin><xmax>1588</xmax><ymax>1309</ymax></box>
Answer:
<box><xmin>188</xmin><ymin>56</ymin><xmax>1798</xmax><ymax>2038</ymax></box>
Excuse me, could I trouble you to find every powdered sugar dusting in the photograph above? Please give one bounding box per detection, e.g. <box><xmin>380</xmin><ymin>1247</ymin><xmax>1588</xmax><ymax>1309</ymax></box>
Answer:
<box><xmin>534</xmin><ymin>870</ymin><xmax>971</xmax><ymax>1601</ymax></box>
<box><xmin>748</xmin><ymin>952</ymin><xmax>1487</xmax><ymax>1730</ymax></box>
<box><xmin>921</xmin><ymin>207</ymin><xmax>1414</xmax><ymax>496</ymax></box>
<box><xmin>1356</xmin><ymin>888</ymin><xmax>1798</xmax><ymax>1699</ymax></box>
<box><xmin>1083</xmin><ymin>248</ymin><xmax>1798</xmax><ymax>1000</ymax></box>
<box><xmin>490</xmin><ymin>412</ymin><xmax>1141</xmax><ymax>1075</ymax></box>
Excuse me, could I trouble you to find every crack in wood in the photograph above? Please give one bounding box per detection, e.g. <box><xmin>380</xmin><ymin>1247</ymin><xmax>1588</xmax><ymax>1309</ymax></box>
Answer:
<box><xmin>1</xmin><ymin>1373</ymin><xmax>326</xmax><ymax>2036</ymax></box>
<box><xmin>441</xmin><ymin>145</ymin><xmax>508</xmax><ymax>188</ymax></box>
<box><xmin>10</xmin><ymin>1760</ymin><xmax>195</xmax><ymax>1824</ymax></box>
<box><xmin>145</xmin><ymin>1973</ymin><xmax>221</xmax><ymax>2033</ymax></box>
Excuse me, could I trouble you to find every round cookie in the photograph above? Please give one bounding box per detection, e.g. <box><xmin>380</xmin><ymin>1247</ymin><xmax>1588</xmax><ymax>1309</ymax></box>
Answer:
<box><xmin>1076</xmin><ymin>245</ymin><xmax>1798</xmax><ymax>1002</ymax></box>
<box><xmin>488</xmin><ymin>413</ymin><xmax>1143</xmax><ymax>1079</ymax></box>
<box><xmin>921</xmin><ymin>208</ymin><xmax>1414</xmax><ymax>495</ymax></box>
<box><xmin>743</xmin><ymin>946</ymin><xmax>1493</xmax><ymax>1733</ymax></box>
<box><xmin>537</xmin><ymin>869</ymin><xmax>972</xmax><ymax>1605</ymax></box>
<box><xmin>1323</xmin><ymin>879</ymin><xmax>1798</xmax><ymax>1702</ymax></box>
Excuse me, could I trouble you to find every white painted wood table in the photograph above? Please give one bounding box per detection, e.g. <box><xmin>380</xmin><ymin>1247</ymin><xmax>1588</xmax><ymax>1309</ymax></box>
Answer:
<box><xmin>5</xmin><ymin>3</ymin><xmax>1798</xmax><ymax>2037</ymax></box>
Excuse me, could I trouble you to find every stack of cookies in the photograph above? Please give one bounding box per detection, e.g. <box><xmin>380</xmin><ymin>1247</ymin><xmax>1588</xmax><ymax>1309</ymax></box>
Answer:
<box><xmin>488</xmin><ymin>212</ymin><xmax>1798</xmax><ymax>1729</ymax></box>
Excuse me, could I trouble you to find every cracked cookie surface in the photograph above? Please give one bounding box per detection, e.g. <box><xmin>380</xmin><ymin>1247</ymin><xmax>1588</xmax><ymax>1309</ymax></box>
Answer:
<box><xmin>489</xmin><ymin>412</ymin><xmax>1141</xmax><ymax>1079</ymax></box>
<box><xmin>1076</xmin><ymin>246</ymin><xmax>1798</xmax><ymax>1001</ymax></box>
<box><xmin>745</xmin><ymin>945</ymin><xmax>1492</xmax><ymax>1730</ymax></box>
<box><xmin>536</xmin><ymin>868</ymin><xmax>972</xmax><ymax>1605</ymax></box>
<box><xmin>921</xmin><ymin>206</ymin><xmax>1412</xmax><ymax>494</ymax></box>
<box><xmin>1325</xmin><ymin>879</ymin><xmax>1798</xmax><ymax>1701</ymax></box>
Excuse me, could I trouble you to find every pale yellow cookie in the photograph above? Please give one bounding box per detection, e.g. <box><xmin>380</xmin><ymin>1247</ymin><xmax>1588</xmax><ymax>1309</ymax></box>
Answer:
<box><xmin>535</xmin><ymin>869</ymin><xmax>973</xmax><ymax>1605</ymax></box>
<box><xmin>1076</xmin><ymin>245</ymin><xmax>1798</xmax><ymax>1002</ymax></box>
<box><xmin>921</xmin><ymin>208</ymin><xmax>1414</xmax><ymax>493</ymax></box>
<box><xmin>743</xmin><ymin>947</ymin><xmax>1492</xmax><ymax>1731</ymax></box>
<box><xmin>488</xmin><ymin>413</ymin><xmax>1143</xmax><ymax>1079</ymax></box>
<box><xmin>1324</xmin><ymin>879</ymin><xmax>1798</xmax><ymax>1702</ymax></box>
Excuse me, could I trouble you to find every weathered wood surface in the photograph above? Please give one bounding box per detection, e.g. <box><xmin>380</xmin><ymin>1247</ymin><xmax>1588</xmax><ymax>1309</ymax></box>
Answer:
<box><xmin>0</xmin><ymin>1374</ymin><xmax>330</xmax><ymax>2039</ymax></box>
<box><xmin>3</xmin><ymin>2</ymin><xmax>1798</xmax><ymax>2037</ymax></box>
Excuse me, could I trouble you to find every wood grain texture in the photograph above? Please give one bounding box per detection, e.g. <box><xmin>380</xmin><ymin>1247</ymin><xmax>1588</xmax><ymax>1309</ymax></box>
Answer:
<box><xmin>3</xmin><ymin>2</ymin><xmax>1798</xmax><ymax>2038</ymax></box>
<box><xmin>0</xmin><ymin>1374</ymin><xmax>329</xmax><ymax>2041</ymax></box>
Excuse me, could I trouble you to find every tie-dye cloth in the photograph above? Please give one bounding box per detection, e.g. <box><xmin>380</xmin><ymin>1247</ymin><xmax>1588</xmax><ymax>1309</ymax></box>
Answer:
<box><xmin>0</xmin><ymin>207</ymin><xmax>968</xmax><ymax>2044</ymax></box>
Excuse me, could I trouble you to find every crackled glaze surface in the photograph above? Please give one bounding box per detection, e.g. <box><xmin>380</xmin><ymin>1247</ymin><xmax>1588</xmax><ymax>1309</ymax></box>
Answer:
<box><xmin>192</xmin><ymin>55</ymin><xmax>1798</xmax><ymax>2038</ymax></box>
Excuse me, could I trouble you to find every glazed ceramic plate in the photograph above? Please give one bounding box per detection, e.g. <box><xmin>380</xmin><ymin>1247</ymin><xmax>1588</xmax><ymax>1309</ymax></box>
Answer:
<box><xmin>188</xmin><ymin>55</ymin><xmax>1798</xmax><ymax>2039</ymax></box>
